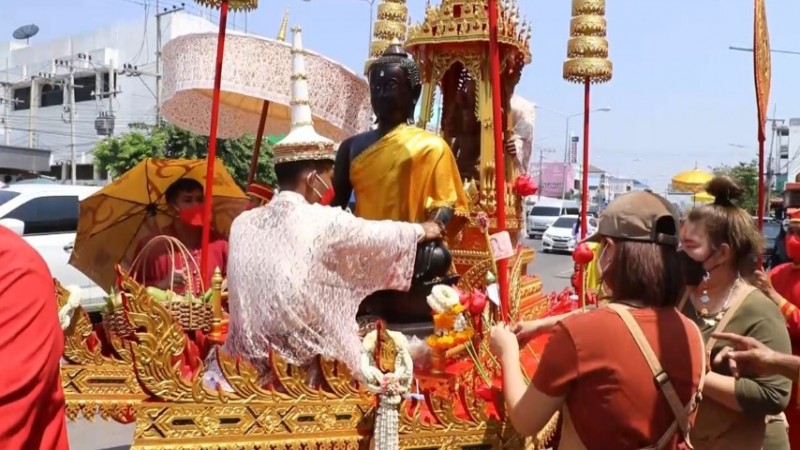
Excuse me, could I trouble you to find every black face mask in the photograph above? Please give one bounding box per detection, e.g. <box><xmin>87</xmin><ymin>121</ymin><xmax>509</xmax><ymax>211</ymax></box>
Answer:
<box><xmin>679</xmin><ymin>249</ymin><xmax>707</xmax><ymax>287</ymax></box>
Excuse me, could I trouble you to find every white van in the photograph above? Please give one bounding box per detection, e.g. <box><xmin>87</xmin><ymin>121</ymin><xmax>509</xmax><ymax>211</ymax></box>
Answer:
<box><xmin>526</xmin><ymin>197</ymin><xmax>580</xmax><ymax>238</ymax></box>
<box><xmin>0</xmin><ymin>184</ymin><xmax>106</xmax><ymax>312</ymax></box>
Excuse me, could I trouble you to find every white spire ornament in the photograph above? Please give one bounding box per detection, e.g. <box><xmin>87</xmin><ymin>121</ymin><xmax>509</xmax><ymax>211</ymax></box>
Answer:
<box><xmin>272</xmin><ymin>26</ymin><xmax>336</xmax><ymax>165</ymax></box>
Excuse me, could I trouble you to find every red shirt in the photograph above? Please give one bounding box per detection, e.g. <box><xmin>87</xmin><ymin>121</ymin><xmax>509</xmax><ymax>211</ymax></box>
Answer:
<box><xmin>533</xmin><ymin>308</ymin><xmax>703</xmax><ymax>449</ymax></box>
<box><xmin>0</xmin><ymin>226</ymin><xmax>69</xmax><ymax>450</ymax></box>
<box><xmin>135</xmin><ymin>225</ymin><xmax>228</xmax><ymax>295</ymax></box>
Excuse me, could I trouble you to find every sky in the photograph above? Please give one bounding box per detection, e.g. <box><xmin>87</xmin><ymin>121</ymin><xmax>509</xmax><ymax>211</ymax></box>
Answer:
<box><xmin>4</xmin><ymin>0</ymin><xmax>800</xmax><ymax>194</ymax></box>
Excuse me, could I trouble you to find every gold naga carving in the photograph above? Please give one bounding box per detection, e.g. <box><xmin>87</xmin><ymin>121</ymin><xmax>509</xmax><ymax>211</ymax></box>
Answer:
<box><xmin>56</xmin><ymin>281</ymin><xmax>144</xmax><ymax>423</ymax></box>
<box><xmin>110</xmin><ymin>251</ymin><xmax>555</xmax><ymax>449</ymax></box>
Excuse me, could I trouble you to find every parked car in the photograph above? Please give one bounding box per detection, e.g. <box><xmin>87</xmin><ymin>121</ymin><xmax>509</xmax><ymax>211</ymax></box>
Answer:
<box><xmin>526</xmin><ymin>197</ymin><xmax>580</xmax><ymax>238</ymax></box>
<box><xmin>0</xmin><ymin>184</ymin><xmax>106</xmax><ymax>312</ymax></box>
<box><xmin>542</xmin><ymin>215</ymin><xmax>598</xmax><ymax>253</ymax></box>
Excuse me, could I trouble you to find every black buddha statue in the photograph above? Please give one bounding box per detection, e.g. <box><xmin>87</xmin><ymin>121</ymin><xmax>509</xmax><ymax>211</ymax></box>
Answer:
<box><xmin>333</xmin><ymin>42</ymin><xmax>469</xmax><ymax>328</ymax></box>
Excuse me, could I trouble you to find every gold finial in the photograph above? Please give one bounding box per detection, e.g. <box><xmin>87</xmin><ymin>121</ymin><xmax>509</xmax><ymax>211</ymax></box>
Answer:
<box><xmin>277</xmin><ymin>7</ymin><xmax>290</xmax><ymax>42</ymax></box>
<box><xmin>208</xmin><ymin>267</ymin><xmax>225</xmax><ymax>343</ymax></box>
<box><xmin>563</xmin><ymin>0</ymin><xmax>612</xmax><ymax>84</ymax></box>
<box><xmin>364</xmin><ymin>0</ymin><xmax>409</xmax><ymax>75</ymax></box>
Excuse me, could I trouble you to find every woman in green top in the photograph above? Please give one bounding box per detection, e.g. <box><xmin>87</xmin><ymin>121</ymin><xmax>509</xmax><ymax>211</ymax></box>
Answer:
<box><xmin>679</xmin><ymin>176</ymin><xmax>791</xmax><ymax>450</ymax></box>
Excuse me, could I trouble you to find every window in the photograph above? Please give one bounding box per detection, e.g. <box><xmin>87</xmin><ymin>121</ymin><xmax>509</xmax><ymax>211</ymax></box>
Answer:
<box><xmin>40</xmin><ymin>84</ymin><xmax>64</xmax><ymax>107</ymax></box>
<box><xmin>13</xmin><ymin>87</ymin><xmax>30</xmax><ymax>111</ymax></box>
<box><xmin>0</xmin><ymin>190</ymin><xmax>20</xmax><ymax>207</ymax></box>
<box><xmin>529</xmin><ymin>206</ymin><xmax>561</xmax><ymax>217</ymax></box>
<box><xmin>552</xmin><ymin>217</ymin><xmax>578</xmax><ymax>228</ymax></box>
<box><xmin>74</xmin><ymin>75</ymin><xmax>97</xmax><ymax>103</ymax></box>
<box><xmin>3</xmin><ymin>196</ymin><xmax>79</xmax><ymax>235</ymax></box>
<box><xmin>565</xmin><ymin>207</ymin><xmax>580</xmax><ymax>215</ymax></box>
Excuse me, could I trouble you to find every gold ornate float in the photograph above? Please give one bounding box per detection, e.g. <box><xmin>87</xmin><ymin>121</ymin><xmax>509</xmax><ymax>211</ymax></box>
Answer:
<box><xmin>56</xmin><ymin>282</ymin><xmax>144</xmax><ymax>423</ymax></box>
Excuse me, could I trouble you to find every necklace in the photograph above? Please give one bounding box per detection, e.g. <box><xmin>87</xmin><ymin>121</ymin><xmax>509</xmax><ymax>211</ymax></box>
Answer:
<box><xmin>694</xmin><ymin>279</ymin><xmax>739</xmax><ymax>326</ymax></box>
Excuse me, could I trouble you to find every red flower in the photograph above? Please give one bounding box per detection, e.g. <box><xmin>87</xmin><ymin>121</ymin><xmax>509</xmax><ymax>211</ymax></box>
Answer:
<box><xmin>512</xmin><ymin>175</ymin><xmax>538</xmax><ymax>197</ymax></box>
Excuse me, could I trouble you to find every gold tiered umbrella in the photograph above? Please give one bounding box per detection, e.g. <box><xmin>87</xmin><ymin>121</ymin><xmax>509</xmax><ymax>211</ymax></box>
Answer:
<box><xmin>671</xmin><ymin>168</ymin><xmax>713</xmax><ymax>194</ymax></box>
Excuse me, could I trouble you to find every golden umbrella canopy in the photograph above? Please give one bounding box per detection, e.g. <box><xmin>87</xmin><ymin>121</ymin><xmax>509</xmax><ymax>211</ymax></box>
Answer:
<box><xmin>671</xmin><ymin>168</ymin><xmax>713</xmax><ymax>194</ymax></box>
<box><xmin>693</xmin><ymin>191</ymin><xmax>715</xmax><ymax>203</ymax></box>
<box><xmin>69</xmin><ymin>158</ymin><xmax>248</xmax><ymax>290</ymax></box>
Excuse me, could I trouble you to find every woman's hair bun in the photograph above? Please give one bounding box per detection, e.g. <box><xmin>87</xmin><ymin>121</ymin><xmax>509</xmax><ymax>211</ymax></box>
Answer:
<box><xmin>706</xmin><ymin>175</ymin><xmax>744</xmax><ymax>207</ymax></box>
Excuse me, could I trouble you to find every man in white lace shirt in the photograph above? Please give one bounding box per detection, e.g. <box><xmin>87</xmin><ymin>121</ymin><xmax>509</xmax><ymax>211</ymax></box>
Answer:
<box><xmin>218</xmin><ymin>153</ymin><xmax>443</xmax><ymax>384</ymax></box>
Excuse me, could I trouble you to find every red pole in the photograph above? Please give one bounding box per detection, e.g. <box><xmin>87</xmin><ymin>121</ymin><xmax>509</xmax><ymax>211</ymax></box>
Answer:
<box><xmin>247</xmin><ymin>100</ymin><xmax>271</xmax><ymax>186</ymax></box>
<box><xmin>580</xmin><ymin>79</ymin><xmax>590</xmax><ymax>241</ymax></box>
<box><xmin>487</xmin><ymin>0</ymin><xmax>509</xmax><ymax>322</ymax></box>
<box><xmin>200</xmin><ymin>0</ymin><xmax>229</xmax><ymax>283</ymax></box>
<box><xmin>578</xmin><ymin>79</ymin><xmax>591</xmax><ymax>306</ymax></box>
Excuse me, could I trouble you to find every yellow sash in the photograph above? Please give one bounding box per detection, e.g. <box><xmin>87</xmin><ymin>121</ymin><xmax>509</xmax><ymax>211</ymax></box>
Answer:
<box><xmin>350</xmin><ymin>124</ymin><xmax>470</xmax><ymax>231</ymax></box>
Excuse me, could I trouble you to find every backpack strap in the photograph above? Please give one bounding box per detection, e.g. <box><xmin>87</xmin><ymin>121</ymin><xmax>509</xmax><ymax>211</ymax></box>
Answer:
<box><xmin>704</xmin><ymin>284</ymin><xmax>756</xmax><ymax>353</ymax></box>
<box><xmin>606</xmin><ymin>304</ymin><xmax>706</xmax><ymax>450</ymax></box>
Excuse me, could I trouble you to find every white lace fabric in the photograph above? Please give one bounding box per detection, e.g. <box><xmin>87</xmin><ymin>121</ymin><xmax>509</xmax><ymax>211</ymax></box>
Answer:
<box><xmin>222</xmin><ymin>191</ymin><xmax>418</xmax><ymax>380</ymax></box>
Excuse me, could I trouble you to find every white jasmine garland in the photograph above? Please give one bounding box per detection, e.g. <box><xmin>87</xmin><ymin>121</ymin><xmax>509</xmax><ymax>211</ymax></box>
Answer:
<box><xmin>426</xmin><ymin>284</ymin><xmax>460</xmax><ymax>313</ymax></box>
<box><xmin>58</xmin><ymin>285</ymin><xmax>83</xmax><ymax>330</ymax></box>
<box><xmin>360</xmin><ymin>329</ymin><xmax>414</xmax><ymax>450</ymax></box>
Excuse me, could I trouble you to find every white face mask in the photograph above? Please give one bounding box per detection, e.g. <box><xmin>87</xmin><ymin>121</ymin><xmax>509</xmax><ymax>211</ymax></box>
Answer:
<box><xmin>306</xmin><ymin>171</ymin><xmax>332</xmax><ymax>203</ymax></box>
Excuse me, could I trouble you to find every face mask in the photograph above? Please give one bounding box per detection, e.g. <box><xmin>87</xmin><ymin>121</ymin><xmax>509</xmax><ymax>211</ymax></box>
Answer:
<box><xmin>308</xmin><ymin>172</ymin><xmax>335</xmax><ymax>206</ymax></box>
<box><xmin>679</xmin><ymin>249</ymin><xmax>707</xmax><ymax>287</ymax></box>
<box><xmin>787</xmin><ymin>235</ymin><xmax>800</xmax><ymax>261</ymax></box>
<box><xmin>178</xmin><ymin>204</ymin><xmax>204</xmax><ymax>227</ymax></box>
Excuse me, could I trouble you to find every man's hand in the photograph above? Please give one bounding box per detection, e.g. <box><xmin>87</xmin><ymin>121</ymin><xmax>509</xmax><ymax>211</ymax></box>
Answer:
<box><xmin>504</xmin><ymin>136</ymin><xmax>518</xmax><ymax>156</ymax></box>
<box><xmin>749</xmin><ymin>270</ymin><xmax>780</xmax><ymax>304</ymax></box>
<box><xmin>712</xmin><ymin>332</ymin><xmax>779</xmax><ymax>378</ymax></box>
<box><xmin>420</xmin><ymin>221</ymin><xmax>444</xmax><ymax>241</ymax></box>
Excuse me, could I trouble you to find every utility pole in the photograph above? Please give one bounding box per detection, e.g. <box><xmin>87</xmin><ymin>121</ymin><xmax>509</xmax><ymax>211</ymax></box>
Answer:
<box><xmin>55</xmin><ymin>57</ymin><xmax>83</xmax><ymax>185</ymax></box>
<box><xmin>536</xmin><ymin>147</ymin><xmax>556</xmax><ymax>200</ymax></box>
<box><xmin>155</xmin><ymin>3</ymin><xmax>185</xmax><ymax>125</ymax></box>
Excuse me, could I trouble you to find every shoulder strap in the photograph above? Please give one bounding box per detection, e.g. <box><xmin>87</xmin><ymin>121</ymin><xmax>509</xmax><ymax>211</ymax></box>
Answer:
<box><xmin>677</xmin><ymin>289</ymin><xmax>690</xmax><ymax>311</ymax></box>
<box><xmin>704</xmin><ymin>284</ymin><xmax>756</xmax><ymax>353</ymax></box>
<box><xmin>606</xmin><ymin>304</ymin><xmax>706</xmax><ymax>449</ymax></box>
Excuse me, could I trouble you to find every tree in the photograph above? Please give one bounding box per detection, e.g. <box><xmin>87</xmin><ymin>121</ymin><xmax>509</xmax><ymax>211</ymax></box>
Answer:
<box><xmin>710</xmin><ymin>160</ymin><xmax>759</xmax><ymax>214</ymax></box>
<box><xmin>93</xmin><ymin>123</ymin><xmax>277</xmax><ymax>189</ymax></box>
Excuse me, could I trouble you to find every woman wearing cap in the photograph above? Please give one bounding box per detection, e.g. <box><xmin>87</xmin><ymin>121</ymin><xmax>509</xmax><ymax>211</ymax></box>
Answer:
<box><xmin>679</xmin><ymin>176</ymin><xmax>791</xmax><ymax>449</ymax></box>
<box><xmin>490</xmin><ymin>191</ymin><xmax>706</xmax><ymax>449</ymax></box>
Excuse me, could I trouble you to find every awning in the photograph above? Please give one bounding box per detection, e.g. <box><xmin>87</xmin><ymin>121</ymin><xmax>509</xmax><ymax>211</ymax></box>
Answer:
<box><xmin>0</xmin><ymin>145</ymin><xmax>52</xmax><ymax>172</ymax></box>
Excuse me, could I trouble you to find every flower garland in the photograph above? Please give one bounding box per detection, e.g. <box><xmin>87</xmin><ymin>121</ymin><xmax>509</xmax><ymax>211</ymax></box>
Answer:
<box><xmin>426</xmin><ymin>285</ymin><xmax>475</xmax><ymax>351</ymax></box>
<box><xmin>360</xmin><ymin>329</ymin><xmax>413</xmax><ymax>450</ymax></box>
<box><xmin>58</xmin><ymin>285</ymin><xmax>83</xmax><ymax>330</ymax></box>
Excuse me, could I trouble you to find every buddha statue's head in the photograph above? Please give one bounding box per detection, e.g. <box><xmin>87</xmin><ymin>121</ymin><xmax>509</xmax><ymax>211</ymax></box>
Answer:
<box><xmin>367</xmin><ymin>40</ymin><xmax>422</xmax><ymax>126</ymax></box>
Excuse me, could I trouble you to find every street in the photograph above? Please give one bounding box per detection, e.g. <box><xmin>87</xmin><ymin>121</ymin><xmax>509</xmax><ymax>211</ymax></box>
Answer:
<box><xmin>66</xmin><ymin>238</ymin><xmax>574</xmax><ymax>450</ymax></box>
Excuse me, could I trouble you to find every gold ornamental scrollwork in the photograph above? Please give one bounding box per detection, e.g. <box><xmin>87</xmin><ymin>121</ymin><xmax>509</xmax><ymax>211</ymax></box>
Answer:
<box><xmin>572</xmin><ymin>0</ymin><xmax>606</xmax><ymax>15</ymax></box>
<box><xmin>569</xmin><ymin>16</ymin><xmax>607</xmax><ymax>36</ymax></box>
<box><xmin>567</xmin><ymin>36</ymin><xmax>609</xmax><ymax>59</ymax></box>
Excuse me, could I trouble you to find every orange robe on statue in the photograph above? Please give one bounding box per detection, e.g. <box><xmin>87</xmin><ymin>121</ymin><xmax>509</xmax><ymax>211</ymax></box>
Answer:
<box><xmin>770</xmin><ymin>261</ymin><xmax>800</xmax><ymax>449</ymax></box>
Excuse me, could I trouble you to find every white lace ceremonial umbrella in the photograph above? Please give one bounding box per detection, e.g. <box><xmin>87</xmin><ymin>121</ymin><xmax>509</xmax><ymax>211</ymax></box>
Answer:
<box><xmin>161</xmin><ymin>32</ymin><xmax>373</xmax><ymax>142</ymax></box>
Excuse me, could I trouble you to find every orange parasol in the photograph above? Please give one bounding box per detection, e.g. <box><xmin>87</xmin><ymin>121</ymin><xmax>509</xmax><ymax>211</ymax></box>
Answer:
<box><xmin>69</xmin><ymin>158</ymin><xmax>247</xmax><ymax>290</ymax></box>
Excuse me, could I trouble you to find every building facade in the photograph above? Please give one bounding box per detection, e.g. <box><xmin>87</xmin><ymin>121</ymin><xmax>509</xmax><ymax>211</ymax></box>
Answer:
<box><xmin>0</xmin><ymin>12</ymin><xmax>217</xmax><ymax>179</ymax></box>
